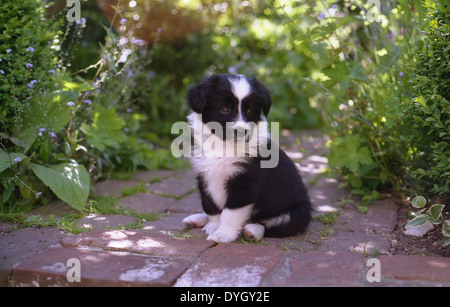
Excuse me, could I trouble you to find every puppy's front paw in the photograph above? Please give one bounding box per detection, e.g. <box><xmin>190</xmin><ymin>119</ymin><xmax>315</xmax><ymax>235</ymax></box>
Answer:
<box><xmin>202</xmin><ymin>221</ymin><xmax>219</xmax><ymax>235</ymax></box>
<box><xmin>182</xmin><ymin>213</ymin><xmax>209</xmax><ymax>228</ymax></box>
<box><xmin>207</xmin><ymin>228</ymin><xmax>240</xmax><ymax>243</ymax></box>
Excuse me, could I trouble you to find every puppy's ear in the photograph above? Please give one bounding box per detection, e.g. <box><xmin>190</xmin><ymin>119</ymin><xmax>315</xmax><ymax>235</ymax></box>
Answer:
<box><xmin>187</xmin><ymin>75</ymin><xmax>219</xmax><ymax>113</ymax></box>
<box><xmin>251</xmin><ymin>78</ymin><xmax>272</xmax><ymax>116</ymax></box>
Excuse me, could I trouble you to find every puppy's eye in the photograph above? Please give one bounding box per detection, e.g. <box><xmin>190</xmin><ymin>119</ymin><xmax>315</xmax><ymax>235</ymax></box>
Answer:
<box><xmin>219</xmin><ymin>106</ymin><xmax>231</xmax><ymax>114</ymax></box>
<box><xmin>247</xmin><ymin>108</ymin><xmax>255</xmax><ymax>114</ymax></box>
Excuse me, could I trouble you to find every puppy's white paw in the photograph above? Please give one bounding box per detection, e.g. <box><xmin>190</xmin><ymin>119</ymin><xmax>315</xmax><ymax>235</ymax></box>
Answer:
<box><xmin>243</xmin><ymin>223</ymin><xmax>265</xmax><ymax>241</ymax></box>
<box><xmin>182</xmin><ymin>213</ymin><xmax>209</xmax><ymax>228</ymax></box>
<box><xmin>207</xmin><ymin>228</ymin><xmax>240</xmax><ymax>243</ymax></box>
<box><xmin>202</xmin><ymin>221</ymin><xmax>219</xmax><ymax>235</ymax></box>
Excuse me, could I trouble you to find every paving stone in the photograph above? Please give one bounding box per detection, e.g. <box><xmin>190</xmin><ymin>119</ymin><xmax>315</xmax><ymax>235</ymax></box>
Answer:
<box><xmin>167</xmin><ymin>192</ymin><xmax>203</xmax><ymax>214</ymax></box>
<box><xmin>94</xmin><ymin>180</ymin><xmax>141</xmax><ymax>198</ymax></box>
<box><xmin>13</xmin><ymin>247</ymin><xmax>191</xmax><ymax>287</ymax></box>
<box><xmin>143</xmin><ymin>213</ymin><xmax>192</xmax><ymax>234</ymax></box>
<box><xmin>337</xmin><ymin>199</ymin><xmax>399</xmax><ymax>234</ymax></box>
<box><xmin>378</xmin><ymin>255</ymin><xmax>450</xmax><ymax>283</ymax></box>
<box><xmin>60</xmin><ymin>229</ymin><xmax>215</xmax><ymax>258</ymax></box>
<box><xmin>263</xmin><ymin>220</ymin><xmax>323</xmax><ymax>252</ymax></box>
<box><xmin>173</xmin><ymin>169</ymin><xmax>198</xmax><ymax>181</ymax></box>
<box><xmin>0</xmin><ymin>222</ymin><xmax>14</xmax><ymax>235</ymax></box>
<box><xmin>174</xmin><ymin>243</ymin><xmax>285</xmax><ymax>287</ymax></box>
<box><xmin>118</xmin><ymin>192</ymin><xmax>175</xmax><ymax>213</ymax></box>
<box><xmin>146</xmin><ymin>178</ymin><xmax>197</xmax><ymax>197</ymax></box>
<box><xmin>280</xmin><ymin>130</ymin><xmax>328</xmax><ymax>157</ymax></box>
<box><xmin>316</xmin><ymin>231</ymin><xmax>391</xmax><ymax>255</ymax></box>
<box><xmin>261</xmin><ymin>250</ymin><xmax>365</xmax><ymax>287</ymax></box>
<box><xmin>77</xmin><ymin>214</ymin><xmax>139</xmax><ymax>230</ymax></box>
<box><xmin>131</xmin><ymin>170</ymin><xmax>174</xmax><ymax>182</ymax></box>
<box><xmin>0</xmin><ymin>228</ymin><xmax>65</xmax><ymax>286</ymax></box>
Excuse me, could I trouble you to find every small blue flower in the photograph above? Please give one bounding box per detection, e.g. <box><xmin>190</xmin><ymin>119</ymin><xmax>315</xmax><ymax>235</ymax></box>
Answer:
<box><xmin>6</xmin><ymin>49</ymin><xmax>12</xmax><ymax>53</ymax></box>
<box><xmin>0</xmin><ymin>70</ymin><xmax>4</xmax><ymax>75</ymax></box>
<box><xmin>26</xmin><ymin>47</ymin><xmax>35</xmax><ymax>52</ymax></box>
<box><xmin>14</xmin><ymin>157</ymin><xmax>22</xmax><ymax>162</ymax></box>
<box><xmin>67</xmin><ymin>101</ymin><xmax>75</xmax><ymax>107</ymax></box>
<box><xmin>126</xmin><ymin>108</ymin><xmax>133</xmax><ymax>113</ymax></box>
<box><xmin>399</xmin><ymin>72</ymin><xmax>405</xmax><ymax>77</ymax></box>
<box><xmin>48</xmin><ymin>132</ymin><xmax>57</xmax><ymax>138</ymax></box>
<box><xmin>35</xmin><ymin>192</ymin><xmax>42</xmax><ymax>199</ymax></box>
<box><xmin>26</xmin><ymin>63</ymin><xmax>33</xmax><ymax>69</ymax></box>
<box><xmin>48</xmin><ymin>69</ymin><xmax>56</xmax><ymax>75</ymax></box>
<box><xmin>331</xmin><ymin>4</ymin><xmax>338</xmax><ymax>9</ymax></box>
<box><xmin>131</xmin><ymin>38</ymin><xmax>144</xmax><ymax>45</ymax></box>
<box><xmin>83</xmin><ymin>99</ymin><xmax>92</xmax><ymax>105</ymax></box>
<box><xmin>38</xmin><ymin>128</ymin><xmax>46</xmax><ymax>136</ymax></box>
<box><xmin>318</xmin><ymin>12</ymin><xmax>325</xmax><ymax>20</ymax></box>
<box><xmin>120</xmin><ymin>18</ymin><xmax>127</xmax><ymax>24</ymax></box>
<box><xmin>27</xmin><ymin>80</ymin><xmax>37</xmax><ymax>88</ymax></box>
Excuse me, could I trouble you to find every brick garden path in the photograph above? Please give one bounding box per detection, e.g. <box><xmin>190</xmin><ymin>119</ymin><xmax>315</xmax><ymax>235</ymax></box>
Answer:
<box><xmin>1</xmin><ymin>131</ymin><xmax>449</xmax><ymax>287</ymax></box>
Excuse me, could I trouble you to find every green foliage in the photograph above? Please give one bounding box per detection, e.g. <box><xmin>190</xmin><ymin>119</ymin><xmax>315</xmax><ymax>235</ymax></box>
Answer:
<box><xmin>29</xmin><ymin>162</ymin><xmax>90</xmax><ymax>211</ymax></box>
<box><xmin>328</xmin><ymin>135</ymin><xmax>373</xmax><ymax>173</ymax></box>
<box><xmin>407</xmin><ymin>196</ymin><xmax>449</xmax><ymax>246</ymax></box>
<box><xmin>0</xmin><ymin>0</ymin><xmax>186</xmax><ymax>212</ymax></box>
<box><xmin>1</xmin><ymin>0</ymin><xmax>448</xmax><ymax>216</ymax></box>
<box><xmin>81</xmin><ymin>106</ymin><xmax>127</xmax><ymax>151</ymax></box>
<box><xmin>399</xmin><ymin>0</ymin><xmax>450</xmax><ymax>195</ymax></box>
<box><xmin>0</xmin><ymin>0</ymin><xmax>62</xmax><ymax>131</ymax></box>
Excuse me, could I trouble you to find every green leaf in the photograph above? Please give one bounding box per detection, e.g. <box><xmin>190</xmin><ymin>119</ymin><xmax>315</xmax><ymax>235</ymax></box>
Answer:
<box><xmin>358</xmin><ymin>205</ymin><xmax>368</xmax><ymax>214</ymax></box>
<box><xmin>427</xmin><ymin>204</ymin><xmax>444</xmax><ymax>221</ymax></box>
<box><xmin>14</xmin><ymin>91</ymin><xmax>76</xmax><ymax>152</ymax></box>
<box><xmin>348</xmin><ymin>174</ymin><xmax>363</xmax><ymax>189</ymax></box>
<box><xmin>82</xmin><ymin>106</ymin><xmax>127</xmax><ymax>151</ymax></box>
<box><xmin>406</xmin><ymin>214</ymin><xmax>429</xmax><ymax>228</ymax></box>
<box><xmin>412</xmin><ymin>196</ymin><xmax>427</xmax><ymax>208</ymax></box>
<box><xmin>0</xmin><ymin>149</ymin><xmax>27</xmax><ymax>172</ymax></box>
<box><xmin>362</xmin><ymin>190</ymin><xmax>381</xmax><ymax>202</ymax></box>
<box><xmin>442</xmin><ymin>220</ymin><xmax>450</xmax><ymax>238</ymax></box>
<box><xmin>328</xmin><ymin>135</ymin><xmax>373</xmax><ymax>173</ymax></box>
<box><xmin>29</xmin><ymin>162</ymin><xmax>90</xmax><ymax>211</ymax></box>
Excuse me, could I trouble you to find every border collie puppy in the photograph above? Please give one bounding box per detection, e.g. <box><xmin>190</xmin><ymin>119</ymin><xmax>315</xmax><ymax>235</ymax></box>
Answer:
<box><xmin>182</xmin><ymin>74</ymin><xmax>311</xmax><ymax>243</ymax></box>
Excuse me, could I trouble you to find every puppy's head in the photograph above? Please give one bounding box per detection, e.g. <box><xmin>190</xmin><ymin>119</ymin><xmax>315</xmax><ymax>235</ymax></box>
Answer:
<box><xmin>187</xmin><ymin>74</ymin><xmax>271</xmax><ymax>141</ymax></box>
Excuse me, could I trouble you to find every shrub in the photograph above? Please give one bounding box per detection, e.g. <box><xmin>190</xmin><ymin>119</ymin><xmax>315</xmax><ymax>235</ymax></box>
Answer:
<box><xmin>0</xmin><ymin>0</ymin><xmax>62</xmax><ymax>132</ymax></box>
<box><xmin>399</xmin><ymin>0</ymin><xmax>450</xmax><ymax>196</ymax></box>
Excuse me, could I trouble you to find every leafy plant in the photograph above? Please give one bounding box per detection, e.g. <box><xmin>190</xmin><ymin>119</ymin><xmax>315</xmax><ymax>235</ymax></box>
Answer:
<box><xmin>29</xmin><ymin>162</ymin><xmax>90</xmax><ymax>211</ymax></box>
<box><xmin>407</xmin><ymin>196</ymin><xmax>449</xmax><ymax>246</ymax></box>
<box><xmin>328</xmin><ymin>135</ymin><xmax>373</xmax><ymax>174</ymax></box>
<box><xmin>0</xmin><ymin>1</ymin><xmax>185</xmax><ymax>213</ymax></box>
<box><xmin>399</xmin><ymin>0</ymin><xmax>450</xmax><ymax>196</ymax></box>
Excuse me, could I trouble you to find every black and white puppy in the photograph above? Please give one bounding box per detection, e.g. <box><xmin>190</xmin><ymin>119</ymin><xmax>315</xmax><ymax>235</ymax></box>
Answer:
<box><xmin>182</xmin><ymin>74</ymin><xmax>311</xmax><ymax>242</ymax></box>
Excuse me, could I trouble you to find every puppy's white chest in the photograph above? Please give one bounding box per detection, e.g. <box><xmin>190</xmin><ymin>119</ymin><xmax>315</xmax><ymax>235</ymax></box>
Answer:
<box><xmin>191</xmin><ymin>156</ymin><xmax>245</xmax><ymax>209</ymax></box>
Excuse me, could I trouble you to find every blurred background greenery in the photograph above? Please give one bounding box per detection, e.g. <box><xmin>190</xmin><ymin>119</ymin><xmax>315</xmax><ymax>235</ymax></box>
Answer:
<box><xmin>1</xmin><ymin>0</ymin><xmax>448</xmax><ymax>213</ymax></box>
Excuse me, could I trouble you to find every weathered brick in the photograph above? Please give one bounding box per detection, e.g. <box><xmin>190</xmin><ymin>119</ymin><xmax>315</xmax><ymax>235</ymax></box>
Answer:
<box><xmin>261</xmin><ymin>250</ymin><xmax>365</xmax><ymax>287</ymax></box>
<box><xmin>174</xmin><ymin>243</ymin><xmax>284</xmax><ymax>287</ymax></box>
<box><xmin>60</xmin><ymin>229</ymin><xmax>215</xmax><ymax>258</ymax></box>
<box><xmin>118</xmin><ymin>193</ymin><xmax>175</xmax><ymax>213</ymax></box>
<box><xmin>0</xmin><ymin>227</ymin><xmax>64</xmax><ymax>286</ymax></box>
<box><xmin>13</xmin><ymin>247</ymin><xmax>191</xmax><ymax>287</ymax></box>
<box><xmin>378</xmin><ymin>255</ymin><xmax>450</xmax><ymax>283</ymax></box>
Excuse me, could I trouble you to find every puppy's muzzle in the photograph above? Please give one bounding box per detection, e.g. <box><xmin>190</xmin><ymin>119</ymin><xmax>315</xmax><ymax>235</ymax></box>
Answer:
<box><xmin>232</xmin><ymin>121</ymin><xmax>251</xmax><ymax>142</ymax></box>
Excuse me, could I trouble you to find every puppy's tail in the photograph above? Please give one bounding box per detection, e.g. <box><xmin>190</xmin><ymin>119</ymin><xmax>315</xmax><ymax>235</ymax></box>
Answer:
<box><xmin>263</xmin><ymin>199</ymin><xmax>312</xmax><ymax>238</ymax></box>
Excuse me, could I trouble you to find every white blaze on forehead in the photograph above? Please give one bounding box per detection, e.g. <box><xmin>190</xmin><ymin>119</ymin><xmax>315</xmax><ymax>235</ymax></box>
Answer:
<box><xmin>229</xmin><ymin>76</ymin><xmax>251</xmax><ymax>102</ymax></box>
<box><xmin>230</xmin><ymin>76</ymin><xmax>251</xmax><ymax>122</ymax></box>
